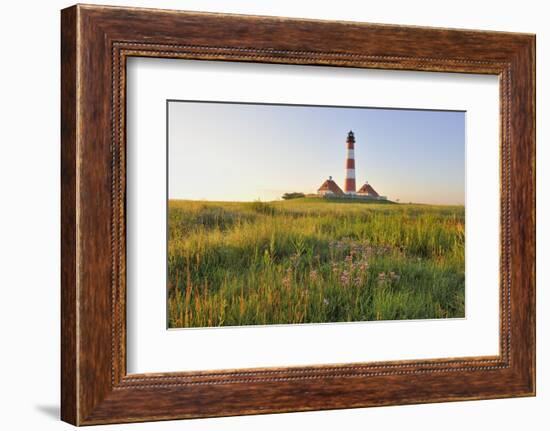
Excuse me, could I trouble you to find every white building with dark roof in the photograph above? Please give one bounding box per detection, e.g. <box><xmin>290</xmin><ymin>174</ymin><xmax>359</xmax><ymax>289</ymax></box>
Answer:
<box><xmin>317</xmin><ymin>176</ymin><xmax>344</xmax><ymax>197</ymax></box>
<box><xmin>357</xmin><ymin>181</ymin><xmax>387</xmax><ymax>200</ymax></box>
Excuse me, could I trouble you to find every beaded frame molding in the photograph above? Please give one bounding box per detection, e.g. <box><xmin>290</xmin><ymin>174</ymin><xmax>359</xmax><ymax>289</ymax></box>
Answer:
<box><xmin>61</xmin><ymin>4</ymin><xmax>535</xmax><ymax>425</ymax></box>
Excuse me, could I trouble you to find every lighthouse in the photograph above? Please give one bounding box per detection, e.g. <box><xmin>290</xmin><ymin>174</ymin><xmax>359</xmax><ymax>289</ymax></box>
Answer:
<box><xmin>345</xmin><ymin>130</ymin><xmax>356</xmax><ymax>194</ymax></box>
<box><xmin>316</xmin><ymin>130</ymin><xmax>387</xmax><ymax>200</ymax></box>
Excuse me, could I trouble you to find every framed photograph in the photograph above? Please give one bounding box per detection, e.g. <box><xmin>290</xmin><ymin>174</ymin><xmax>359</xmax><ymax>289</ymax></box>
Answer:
<box><xmin>61</xmin><ymin>4</ymin><xmax>535</xmax><ymax>425</ymax></box>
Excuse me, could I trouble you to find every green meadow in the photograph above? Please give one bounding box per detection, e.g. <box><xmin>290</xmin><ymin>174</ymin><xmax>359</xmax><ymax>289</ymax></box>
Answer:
<box><xmin>167</xmin><ymin>198</ymin><xmax>465</xmax><ymax>328</ymax></box>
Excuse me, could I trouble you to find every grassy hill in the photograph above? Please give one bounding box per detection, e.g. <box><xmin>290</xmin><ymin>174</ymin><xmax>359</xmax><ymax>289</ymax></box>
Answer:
<box><xmin>167</xmin><ymin>198</ymin><xmax>465</xmax><ymax>328</ymax></box>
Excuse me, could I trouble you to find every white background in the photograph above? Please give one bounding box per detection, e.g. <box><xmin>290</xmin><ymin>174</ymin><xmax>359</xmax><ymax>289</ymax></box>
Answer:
<box><xmin>127</xmin><ymin>59</ymin><xmax>500</xmax><ymax>373</ymax></box>
<box><xmin>0</xmin><ymin>0</ymin><xmax>547</xmax><ymax>430</ymax></box>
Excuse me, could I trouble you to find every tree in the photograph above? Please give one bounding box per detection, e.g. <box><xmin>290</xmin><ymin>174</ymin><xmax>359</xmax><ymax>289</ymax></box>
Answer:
<box><xmin>282</xmin><ymin>192</ymin><xmax>305</xmax><ymax>200</ymax></box>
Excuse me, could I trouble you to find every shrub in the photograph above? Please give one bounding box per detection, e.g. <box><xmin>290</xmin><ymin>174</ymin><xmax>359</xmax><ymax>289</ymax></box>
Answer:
<box><xmin>282</xmin><ymin>192</ymin><xmax>306</xmax><ymax>200</ymax></box>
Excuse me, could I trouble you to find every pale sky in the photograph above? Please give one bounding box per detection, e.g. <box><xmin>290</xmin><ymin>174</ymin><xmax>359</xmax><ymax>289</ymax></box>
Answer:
<box><xmin>168</xmin><ymin>101</ymin><xmax>465</xmax><ymax>205</ymax></box>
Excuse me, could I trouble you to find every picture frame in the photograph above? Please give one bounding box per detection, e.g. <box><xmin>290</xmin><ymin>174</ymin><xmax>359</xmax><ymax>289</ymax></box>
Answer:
<box><xmin>60</xmin><ymin>4</ymin><xmax>535</xmax><ymax>425</ymax></box>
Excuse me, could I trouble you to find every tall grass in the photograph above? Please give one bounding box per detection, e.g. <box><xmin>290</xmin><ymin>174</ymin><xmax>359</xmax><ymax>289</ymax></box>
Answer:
<box><xmin>167</xmin><ymin>198</ymin><xmax>465</xmax><ymax>328</ymax></box>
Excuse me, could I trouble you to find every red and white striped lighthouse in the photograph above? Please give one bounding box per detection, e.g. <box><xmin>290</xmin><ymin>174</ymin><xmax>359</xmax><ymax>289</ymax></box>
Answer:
<box><xmin>344</xmin><ymin>130</ymin><xmax>356</xmax><ymax>194</ymax></box>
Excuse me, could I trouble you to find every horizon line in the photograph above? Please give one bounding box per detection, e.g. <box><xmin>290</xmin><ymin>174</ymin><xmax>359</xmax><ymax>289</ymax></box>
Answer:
<box><xmin>168</xmin><ymin>197</ymin><xmax>465</xmax><ymax>207</ymax></box>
